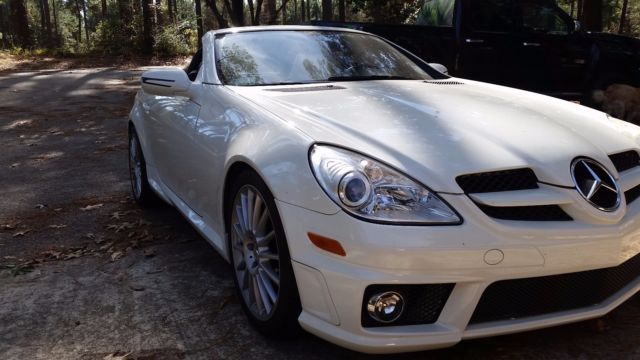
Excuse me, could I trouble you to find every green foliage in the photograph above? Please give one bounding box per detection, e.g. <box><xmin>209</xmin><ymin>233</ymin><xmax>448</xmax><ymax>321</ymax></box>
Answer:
<box><xmin>154</xmin><ymin>24</ymin><xmax>196</xmax><ymax>56</ymax></box>
<box><xmin>92</xmin><ymin>18</ymin><xmax>129</xmax><ymax>54</ymax></box>
<box><xmin>414</xmin><ymin>0</ymin><xmax>454</xmax><ymax>26</ymax></box>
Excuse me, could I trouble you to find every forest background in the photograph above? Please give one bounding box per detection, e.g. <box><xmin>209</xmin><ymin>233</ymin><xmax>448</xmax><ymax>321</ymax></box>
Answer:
<box><xmin>0</xmin><ymin>0</ymin><xmax>638</xmax><ymax>58</ymax></box>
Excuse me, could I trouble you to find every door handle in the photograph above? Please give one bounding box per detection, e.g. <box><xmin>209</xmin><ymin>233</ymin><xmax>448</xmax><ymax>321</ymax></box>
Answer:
<box><xmin>523</xmin><ymin>42</ymin><xmax>541</xmax><ymax>47</ymax></box>
<box><xmin>465</xmin><ymin>39</ymin><xmax>485</xmax><ymax>44</ymax></box>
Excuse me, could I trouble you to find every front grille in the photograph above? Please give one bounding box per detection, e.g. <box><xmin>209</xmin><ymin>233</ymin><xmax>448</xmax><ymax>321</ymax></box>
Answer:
<box><xmin>625</xmin><ymin>184</ymin><xmax>640</xmax><ymax>205</ymax></box>
<box><xmin>470</xmin><ymin>252</ymin><xmax>640</xmax><ymax>324</ymax></box>
<box><xmin>361</xmin><ymin>284</ymin><xmax>455</xmax><ymax>327</ymax></box>
<box><xmin>456</xmin><ymin>169</ymin><xmax>538</xmax><ymax>194</ymax></box>
<box><xmin>476</xmin><ymin>204</ymin><xmax>573</xmax><ymax>221</ymax></box>
<box><xmin>609</xmin><ymin>150</ymin><xmax>640</xmax><ymax>173</ymax></box>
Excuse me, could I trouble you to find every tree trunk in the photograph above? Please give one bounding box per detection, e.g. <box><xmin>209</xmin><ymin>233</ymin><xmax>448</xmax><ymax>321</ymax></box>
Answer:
<box><xmin>9</xmin><ymin>0</ymin><xmax>33</xmax><ymax>48</ymax></box>
<box><xmin>195</xmin><ymin>0</ymin><xmax>203</xmax><ymax>47</ymax></box>
<box><xmin>141</xmin><ymin>0</ymin><xmax>153</xmax><ymax>53</ymax></box>
<box><xmin>338</xmin><ymin>0</ymin><xmax>344</xmax><ymax>22</ymax></box>
<box><xmin>229</xmin><ymin>0</ymin><xmax>244</xmax><ymax>26</ymax></box>
<box><xmin>101</xmin><ymin>0</ymin><xmax>107</xmax><ymax>18</ymax></box>
<box><xmin>581</xmin><ymin>0</ymin><xmax>602</xmax><ymax>32</ymax></box>
<box><xmin>74</xmin><ymin>0</ymin><xmax>82</xmax><ymax>42</ymax></box>
<box><xmin>42</xmin><ymin>0</ymin><xmax>52</xmax><ymax>45</ymax></box>
<box><xmin>39</xmin><ymin>0</ymin><xmax>46</xmax><ymax>39</ymax></box>
<box><xmin>82</xmin><ymin>0</ymin><xmax>89</xmax><ymax>42</ymax></box>
<box><xmin>306</xmin><ymin>0</ymin><xmax>310</xmax><ymax>21</ymax></box>
<box><xmin>577</xmin><ymin>0</ymin><xmax>583</xmax><ymax>20</ymax></box>
<box><xmin>300</xmin><ymin>0</ymin><xmax>305</xmax><ymax>22</ymax></box>
<box><xmin>168</xmin><ymin>0</ymin><xmax>174</xmax><ymax>23</ymax></box>
<box><xmin>262</xmin><ymin>0</ymin><xmax>277</xmax><ymax>24</ymax></box>
<box><xmin>119</xmin><ymin>0</ymin><xmax>133</xmax><ymax>40</ymax></box>
<box><xmin>569</xmin><ymin>0</ymin><xmax>575</xmax><ymax>18</ymax></box>
<box><xmin>293</xmin><ymin>0</ymin><xmax>297</xmax><ymax>23</ymax></box>
<box><xmin>0</xmin><ymin>4</ymin><xmax>6</xmax><ymax>48</ymax></box>
<box><xmin>204</xmin><ymin>0</ymin><xmax>229</xmax><ymax>28</ymax></box>
<box><xmin>322</xmin><ymin>0</ymin><xmax>331</xmax><ymax>21</ymax></box>
<box><xmin>44</xmin><ymin>0</ymin><xmax>52</xmax><ymax>37</ymax></box>
<box><xmin>619</xmin><ymin>0</ymin><xmax>629</xmax><ymax>34</ymax></box>
<box><xmin>282</xmin><ymin>0</ymin><xmax>287</xmax><ymax>24</ymax></box>
<box><xmin>50</xmin><ymin>0</ymin><xmax>58</xmax><ymax>45</ymax></box>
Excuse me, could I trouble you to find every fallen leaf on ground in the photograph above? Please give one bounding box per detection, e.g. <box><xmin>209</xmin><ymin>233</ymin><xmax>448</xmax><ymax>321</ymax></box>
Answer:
<box><xmin>98</xmin><ymin>241</ymin><xmax>114</xmax><ymax>251</ymax></box>
<box><xmin>10</xmin><ymin>163</ymin><xmax>19</xmax><ymax>168</ymax></box>
<box><xmin>35</xmin><ymin>204</ymin><xmax>47</xmax><ymax>209</ymax></box>
<box><xmin>107</xmin><ymin>222</ymin><xmax>135</xmax><ymax>233</ymax></box>
<box><xmin>110</xmin><ymin>211</ymin><xmax>125</xmax><ymax>220</ymax></box>
<box><xmin>13</xmin><ymin>230</ymin><xmax>30</xmax><ymax>237</ymax></box>
<box><xmin>1</xmin><ymin>223</ymin><xmax>17</xmax><ymax>230</ymax></box>
<box><xmin>143</xmin><ymin>249</ymin><xmax>155</xmax><ymax>258</ymax></box>
<box><xmin>48</xmin><ymin>224</ymin><xmax>67</xmax><ymax>229</ymax></box>
<box><xmin>111</xmin><ymin>251</ymin><xmax>124</xmax><ymax>261</ymax></box>
<box><xmin>83</xmin><ymin>233</ymin><xmax>95</xmax><ymax>239</ymax></box>
<box><xmin>3</xmin><ymin>264</ymin><xmax>34</xmax><ymax>276</ymax></box>
<box><xmin>80</xmin><ymin>203</ymin><xmax>103</xmax><ymax>211</ymax></box>
<box><xmin>129</xmin><ymin>284</ymin><xmax>145</xmax><ymax>291</ymax></box>
<box><xmin>103</xmin><ymin>352</ymin><xmax>132</xmax><ymax>360</ymax></box>
<box><xmin>53</xmin><ymin>208</ymin><xmax>63</xmax><ymax>212</ymax></box>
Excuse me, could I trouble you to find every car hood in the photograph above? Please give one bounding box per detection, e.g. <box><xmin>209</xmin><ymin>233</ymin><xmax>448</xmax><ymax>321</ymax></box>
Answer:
<box><xmin>230</xmin><ymin>79</ymin><xmax>640</xmax><ymax>193</ymax></box>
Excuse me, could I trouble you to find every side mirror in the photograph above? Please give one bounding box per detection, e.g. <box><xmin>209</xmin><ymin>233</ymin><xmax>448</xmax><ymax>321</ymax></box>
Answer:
<box><xmin>429</xmin><ymin>63</ymin><xmax>448</xmax><ymax>75</ymax></box>
<box><xmin>573</xmin><ymin>20</ymin><xmax>582</xmax><ymax>32</ymax></box>
<box><xmin>141</xmin><ymin>68</ymin><xmax>192</xmax><ymax>97</ymax></box>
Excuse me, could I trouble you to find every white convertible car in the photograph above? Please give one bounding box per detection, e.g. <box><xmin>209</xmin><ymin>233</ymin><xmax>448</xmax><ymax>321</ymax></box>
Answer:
<box><xmin>129</xmin><ymin>26</ymin><xmax>640</xmax><ymax>353</ymax></box>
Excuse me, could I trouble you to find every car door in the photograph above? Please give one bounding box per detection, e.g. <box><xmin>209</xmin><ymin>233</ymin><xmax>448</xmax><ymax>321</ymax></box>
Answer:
<box><xmin>514</xmin><ymin>1</ymin><xmax>590</xmax><ymax>97</ymax></box>
<box><xmin>144</xmin><ymin>80</ymin><xmax>201</xmax><ymax>204</ymax></box>
<box><xmin>458</xmin><ymin>0</ymin><xmax>523</xmax><ymax>87</ymax></box>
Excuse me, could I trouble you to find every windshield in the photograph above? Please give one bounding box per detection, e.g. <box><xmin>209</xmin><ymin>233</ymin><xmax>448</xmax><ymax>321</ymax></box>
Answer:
<box><xmin>214</xmin><ymin>30</ymin><xmax>435</xmax><ymax>86</ymax></box>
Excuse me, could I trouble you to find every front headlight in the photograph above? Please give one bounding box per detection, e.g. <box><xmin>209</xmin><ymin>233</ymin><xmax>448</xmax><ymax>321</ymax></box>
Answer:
<box><xmin>309</xmin><ymin>145</ymin><xmax>461</xmax><ymax>224</ymax></box>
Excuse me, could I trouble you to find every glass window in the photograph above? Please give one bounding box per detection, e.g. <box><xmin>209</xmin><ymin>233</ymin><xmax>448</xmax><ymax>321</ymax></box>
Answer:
<box><xmin>520</xmin><ymin>2</ymin><xmax>569</xmax><ymax>35</ymax></box>
<box><xmin>416</xmin><ymin>0</ymin><xmax>455</xmax><ymax>27</ymax></box>
<box><xmin>215</xmin><ymin>31</ymin><xmax>435</xmax><ymax>86</ymax></box>
<box><xmin>470</xmin><ymin>0</ymin><xmax>517</xmax><ymax>32</ymax></box>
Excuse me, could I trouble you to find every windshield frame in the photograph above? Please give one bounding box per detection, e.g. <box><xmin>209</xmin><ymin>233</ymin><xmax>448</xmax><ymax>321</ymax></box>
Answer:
<box><xmin>212</xmin><ymin>29</ymin><xmax>449</xmax><ymax>86</ymax></box>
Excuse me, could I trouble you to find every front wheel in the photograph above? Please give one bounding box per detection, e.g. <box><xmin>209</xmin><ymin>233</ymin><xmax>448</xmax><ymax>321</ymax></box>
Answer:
<box><xmin>228</xmin><ymin>170</ymin><xmax>301</xmax><ymax>336</ymax></box>
<box><xmin>128</xmin><ymin>126</ymin><xmax>158</xmax><ymax>206</ymax></box>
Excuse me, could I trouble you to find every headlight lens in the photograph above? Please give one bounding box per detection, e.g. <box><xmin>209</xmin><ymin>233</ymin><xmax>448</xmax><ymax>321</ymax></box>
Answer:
<box><xmin>309</xmin><ymin>145</ymin><xmax>461</xmax><ymax>224</ymax></box>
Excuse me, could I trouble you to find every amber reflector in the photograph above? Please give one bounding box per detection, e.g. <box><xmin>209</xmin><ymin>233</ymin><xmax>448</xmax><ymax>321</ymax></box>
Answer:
<box><xmin>308</xmin><ymin>233</ymin><xmax>346</xmax><ymax>256</ymax></box>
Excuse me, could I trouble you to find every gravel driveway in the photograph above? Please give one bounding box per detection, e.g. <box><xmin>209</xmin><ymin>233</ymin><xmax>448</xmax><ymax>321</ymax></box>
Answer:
<box><xmin>1</xmin><ymin>67</ymin><xmax>639</xmax><ymax>360</ymax></box>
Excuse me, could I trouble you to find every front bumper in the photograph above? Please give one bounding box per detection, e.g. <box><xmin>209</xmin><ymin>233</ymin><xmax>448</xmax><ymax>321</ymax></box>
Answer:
<box><xmin>276</xmin><ymin>194</ymin><xmax>640</xmax><ymax>354</ymax></box>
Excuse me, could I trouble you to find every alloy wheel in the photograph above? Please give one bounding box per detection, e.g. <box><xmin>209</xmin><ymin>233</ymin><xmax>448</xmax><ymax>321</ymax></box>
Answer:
<box><xmin>230</xmin><ymin>185</ymin><xmax>281</xmax><ymax>320</ymax></box>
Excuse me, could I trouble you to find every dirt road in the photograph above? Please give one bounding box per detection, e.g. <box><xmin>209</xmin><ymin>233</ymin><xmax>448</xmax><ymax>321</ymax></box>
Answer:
<box><xmin>1</xmin><ymin>68</ymin><xmax>639</xmax><ymax>360</ymax></box>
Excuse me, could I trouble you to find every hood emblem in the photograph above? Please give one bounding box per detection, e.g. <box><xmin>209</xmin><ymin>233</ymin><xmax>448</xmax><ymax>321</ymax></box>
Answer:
<box><xmin>571</xmin><ymin>158</ymin><xmax>621</xmax><ymax>212</ymax></box>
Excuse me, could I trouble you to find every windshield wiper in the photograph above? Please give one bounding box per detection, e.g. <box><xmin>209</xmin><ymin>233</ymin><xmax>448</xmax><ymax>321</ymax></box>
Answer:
<box><xmin>326</xmin><ymin>75</ymin><xmax>417</xmax><ymax>82</ymax></box>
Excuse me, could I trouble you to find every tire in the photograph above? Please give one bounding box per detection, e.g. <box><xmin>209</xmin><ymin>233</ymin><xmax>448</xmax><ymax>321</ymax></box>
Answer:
<box><xmin>227</xmin><ymin>170</ymin><xmax>302</xmax><ymax>337</ymax></box>
<box><xmin>128</xmin><ymin>125</ymin><xmax>158</xmax><ymax>206</ymax></box>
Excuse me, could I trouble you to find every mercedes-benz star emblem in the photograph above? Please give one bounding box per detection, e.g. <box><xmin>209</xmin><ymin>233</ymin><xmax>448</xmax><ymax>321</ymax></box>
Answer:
<box><xmin>571</xmin><ymin>158</ymin><xmax>621</xmax><ymax>211</ymax></box>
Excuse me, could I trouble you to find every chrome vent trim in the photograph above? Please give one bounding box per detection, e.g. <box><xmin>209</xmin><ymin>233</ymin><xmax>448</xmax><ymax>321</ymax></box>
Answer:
<box><xmin>423</xmin><ymin>80</ymin><xmax>465</xmax><ymax>85</ymax></box>
<box><xmin>264</xmin><ymin>85</ymin><xmax>346</xmax><ymax>92</ymax></box>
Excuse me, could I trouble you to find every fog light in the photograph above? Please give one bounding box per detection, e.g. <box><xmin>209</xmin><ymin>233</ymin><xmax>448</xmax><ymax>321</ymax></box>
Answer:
<box><xmin>367</xmin><ymin>291</ymin><xmax>404</xmax><ymax>323</ymax></box>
